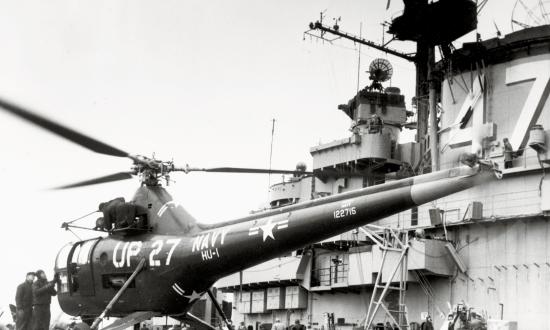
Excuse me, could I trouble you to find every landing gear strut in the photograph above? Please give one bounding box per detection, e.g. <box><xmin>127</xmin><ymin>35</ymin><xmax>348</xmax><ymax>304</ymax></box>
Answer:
<box><xmin>90</xmin><ymin>258</ymin><xmax>147</xmax><ymax>330</ymax></box>
<box><xmin>206</xmin><ymin>289</ymin><xmax>233</xmax><ymax>330</ymax></box>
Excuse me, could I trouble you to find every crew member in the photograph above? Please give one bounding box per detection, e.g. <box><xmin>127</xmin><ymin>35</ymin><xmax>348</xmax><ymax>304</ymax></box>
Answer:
<box><xmin>98</xmin><ymin>197</ymin><xmax>125</xmax><ymax>230</ymax></box>
<box><xmin>271</xmin><ymin>319</ymin><xmax>284</xmax><ymax>330</ymax></box>
<box><xmin>420</xmin><ymin>315</ymin><xmax>433</xmax><ymax>330</ymax></box>
<box><xmin>503</xmin><ymin>138</ymin><xmax>515</xmax><ymax>169</ymax></box>
<box><xmin>291</xmin><ymin>320</ymin><xmax>305</xmax><ymax>330</ymax></box>
<box><xmin>32</xmin><ymin>270</ymin><xmax>58</xmax><ymax>330</ymax></box>
<box><xmin>15</xmin><ymin>272</ymin><xmax>35</xmax><ymax>330</ymax></box>
<box><xmin>99</xmin><ymin>197</ymin><xmax>139</xmax><ymax>230</ymax></box>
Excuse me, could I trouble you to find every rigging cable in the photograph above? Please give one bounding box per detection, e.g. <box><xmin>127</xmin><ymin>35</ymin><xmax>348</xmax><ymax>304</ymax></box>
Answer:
<box><xmin>63</xmin><ymin>210</ymin><xmax>99</xmax><ymax>225</ymax></box>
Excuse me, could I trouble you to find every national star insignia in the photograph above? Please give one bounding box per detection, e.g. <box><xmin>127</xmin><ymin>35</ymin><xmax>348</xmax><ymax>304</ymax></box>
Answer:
<box><xmin>183</xmin><ymin>290</ymin><xmax>203</xmax><ymax>302</ymax></box>
<box><xmin>260</xmin><ymin>219</ymin><xmax>276</xmax><ymax>241</ymax></box>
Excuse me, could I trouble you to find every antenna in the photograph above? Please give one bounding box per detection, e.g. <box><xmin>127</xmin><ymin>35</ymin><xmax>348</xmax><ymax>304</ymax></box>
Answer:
<box><xmin>511</xmin><ymin>0</ymin><xmax>550</xmax><ymax>31</ymax></box>
<box><xmin>304</xmin><ymin>19</ymin><xmax>415</xmax><ymax>62</ymax></box>
<box><xmin>356</xmin><ymin>22</ymin><xmax>363</xmax><ymax>98</ymax></box>
<box><xmin>303</xmin><ymin>13</ymin><xmax>343</xmax><ymax>43</ymax></box>
<box><xmin>268</xmin><ymin>118</ymin><xmax>276</xmax><ymax>189</ymax></box>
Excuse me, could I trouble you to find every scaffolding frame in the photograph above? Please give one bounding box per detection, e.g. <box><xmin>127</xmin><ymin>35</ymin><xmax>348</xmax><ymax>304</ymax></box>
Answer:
<box><xmin>360</xmin><ymin>225</ymin><xmax>410</xmax><ymax>330</ymax></box>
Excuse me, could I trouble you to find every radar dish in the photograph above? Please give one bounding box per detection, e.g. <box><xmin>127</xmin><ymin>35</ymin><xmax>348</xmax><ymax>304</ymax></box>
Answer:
<box><xmin>367</xmin><ymin>58</ymin><xmax>393</xmax><ymax>92</ymax></box>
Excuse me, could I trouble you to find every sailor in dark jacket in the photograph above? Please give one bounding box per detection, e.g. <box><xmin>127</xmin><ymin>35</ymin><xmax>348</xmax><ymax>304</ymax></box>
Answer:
<box><xmin>503</xmin><ymin>138</ymin><xmax>515</xmax><ymax>169</ymax></box>
<box><xmin>32</xmin><ymin>270</ymin><xmax>58</xmax><ymax>330</ymax></box>
<box><xmin>15</xmin><ymin>272</ymin><xmax>35</xmax><ymax>330</ymax></box>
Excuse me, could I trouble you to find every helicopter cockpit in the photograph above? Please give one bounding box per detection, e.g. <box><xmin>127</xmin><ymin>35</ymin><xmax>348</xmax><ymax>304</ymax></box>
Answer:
<box><xmin>55</xmin><ymin>238</ymin><xmax>101</xmax><ymax>297</ymax></box>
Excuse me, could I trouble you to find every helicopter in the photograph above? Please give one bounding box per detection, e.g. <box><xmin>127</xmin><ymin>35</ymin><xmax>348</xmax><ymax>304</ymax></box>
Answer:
<box><xmin>0</xmin><ymin>97</ymin><xmax>500</xmax><ymax>330</ymax></box>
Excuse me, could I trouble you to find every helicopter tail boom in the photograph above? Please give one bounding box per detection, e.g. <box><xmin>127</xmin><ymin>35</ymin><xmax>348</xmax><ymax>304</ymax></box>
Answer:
<box><xmin>197</xmin><ymin>163</ymin><xmax>495</xmax><ymax>232</ymax></box>
<box><xmin>188</xmin><ymin>163</ymin><xmax>497</xmax><ymax>281</ymax></box>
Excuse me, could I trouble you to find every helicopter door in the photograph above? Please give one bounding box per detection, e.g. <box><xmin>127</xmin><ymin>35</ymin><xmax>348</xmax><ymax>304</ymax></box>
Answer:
<box><xmin>68</xmin><ymin>238</ymin><xmax>100</xmax><ymax>296</ymax></box>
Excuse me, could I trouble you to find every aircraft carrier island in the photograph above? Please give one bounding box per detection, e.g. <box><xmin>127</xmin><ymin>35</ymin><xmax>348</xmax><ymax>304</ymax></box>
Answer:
<box><xmin>211</xmin><ymin>25</ymin><xmax>550</xmax><ymax>330</ymax></box>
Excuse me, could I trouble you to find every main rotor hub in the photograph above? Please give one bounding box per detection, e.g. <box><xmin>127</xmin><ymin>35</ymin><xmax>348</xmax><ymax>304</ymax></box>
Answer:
<box><xmin>131</xmin><ymin>156</ymin><xmax>176</xmax><ymax>186</ymax></box>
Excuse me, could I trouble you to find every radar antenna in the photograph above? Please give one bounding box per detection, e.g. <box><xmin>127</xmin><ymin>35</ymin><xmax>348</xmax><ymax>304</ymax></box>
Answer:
<box><xmin>367</xmin><ymin>58</ymin><xmax>393</xmax><ymax>92</ymax></box>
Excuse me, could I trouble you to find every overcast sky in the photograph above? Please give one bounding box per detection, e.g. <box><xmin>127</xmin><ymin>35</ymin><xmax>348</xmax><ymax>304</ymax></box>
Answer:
<box><xmin>0</xmin><ymin>0</ymin><xmax>524</xmax><ymax>323</ymax></box>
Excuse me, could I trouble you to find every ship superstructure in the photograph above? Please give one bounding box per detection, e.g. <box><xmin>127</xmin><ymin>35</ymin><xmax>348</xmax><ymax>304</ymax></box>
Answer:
<box><xmin>214</xmin><ymin>25</ymin><xmax>550</xmax><ymax>330</ymax></box>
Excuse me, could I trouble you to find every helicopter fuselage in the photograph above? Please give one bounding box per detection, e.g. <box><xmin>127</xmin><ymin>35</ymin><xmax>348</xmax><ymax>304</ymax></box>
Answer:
<box><xmin>54</xmin><ymin>165</ymin><xmax>493</xmax><ymax>319</ymax></box>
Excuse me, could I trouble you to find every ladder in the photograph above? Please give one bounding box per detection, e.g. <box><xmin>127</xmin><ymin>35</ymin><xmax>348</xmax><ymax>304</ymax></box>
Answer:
<box><xmin>360</xmin><ymin>225</ymin><xmax>410</xmax><ymax>330</ymax></box>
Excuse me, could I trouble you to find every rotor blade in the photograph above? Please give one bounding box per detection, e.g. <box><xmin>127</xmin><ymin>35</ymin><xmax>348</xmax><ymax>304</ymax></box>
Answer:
<box><xmin>53</xmin><ymin>171</ymin><xmax>135</xmax><ymax>190</ymax></box>
<box><xmin>0</xmin><ymin>97</ymin><xmax>131</xmax><ymax>158</ymax></box>
<box><xmin>182</xmin><ymin>166</ymin><xmax>313</xmax><ymax>176</ymax></box>
<box><xmin>304</xmin><ymin>170</ymin><xmax>372</xmax><ymax>180</ymax></box>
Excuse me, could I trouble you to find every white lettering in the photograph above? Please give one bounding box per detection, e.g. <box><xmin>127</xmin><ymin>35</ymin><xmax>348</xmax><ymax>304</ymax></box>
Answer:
<box><xmin>220</xmin><ymin>228</ymin><xmax>229</xmax><ymax>245</ymax></box>
<box><xmin>200</xmin><ymin>233</ymin><xmax>210</xmax><ymax>250</ymax></box>
<box><xmin>444</xmin><ymin>59</ymin><xmax>550</xmax><ymax>154</ymax></box>
<box><xmin>126</xmin><ymin>241</ymin><xmax>142</xmax><ymax>267</ymax></box>
<box><xmin>505</xmin><ymin>58</ymin><xmax>550</xmax><ymax>150</ymax></box>
<box><xmin>333</xmin><ymin>205</ymin><xmax>357</xmax><ymax>219</ymax></box>
<box><xmin>113</xmin><ymin>242</ymin><xmax>124</xmax><ymax>268</ymax></box>
<box><xmin>192</xmin><ymin>228</ymin><xmax>231</xmax><ymax>261</ymax></box>
<box><xmin>211</xmin><ymin>231</ymin><xmax>221</xmax><ymax>247</ymax></box>
<box><xmin>201</xmin><ymin>250</ymin><xmax>212</xmax><ymax>260</ymax></box>
<box><xmin>166</xmin><ymin>238</ymin><xmax>181</xmax><ymax>266</ymax></box>
<box><xmin>149</xmin><ymin>240</ymin><xmax>163</xmax><ymax>267</ymax></box>
<box><xmin>445</xmin><ymin>74</ymin><xmax>493</xmax><ymax>154</ymax></box>
<box><xmin>192</xmin><ymin>235</ymin><xmax>204</xmax><ymax>253</ymax></box>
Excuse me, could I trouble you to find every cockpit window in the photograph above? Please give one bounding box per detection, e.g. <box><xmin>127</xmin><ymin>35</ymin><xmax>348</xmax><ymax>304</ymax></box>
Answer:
<box><xmin>77</xmin><ymin>240</ymin><xmax>96</xmax><ymax>265</ymax></box>
<box><xmin>59</xmin><ymin>273</ymin><xmax>69</xmax><ymax>294</ymax></box>
<box><xmin>55</xmin><ymin>239</ymin><xmax>100</xmax><ymax>295</ymax></box>
<box><xmin>56</xmin><ymin>243</ymin><xmax>73</xmax><ymax>269</ymax></box>
<box><xmin>71</xmin><ymin>244</ymin><xmax>81</xmax><ymax>264</ymax></box>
